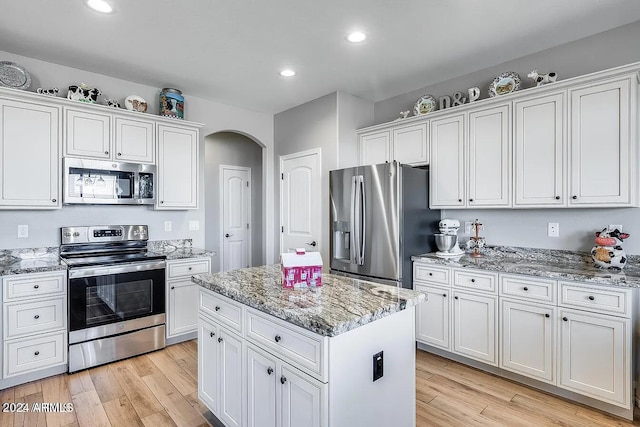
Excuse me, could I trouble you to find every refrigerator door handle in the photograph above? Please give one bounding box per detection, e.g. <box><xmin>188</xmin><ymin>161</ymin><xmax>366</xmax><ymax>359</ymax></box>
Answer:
<box><xmin>350</xmin><ymin>176</ymin><xmax>358</xmax><ymax>264</ymax></box>
<box><xmin>358</xmin><ymin>176</ymin><xmax>366</xmax><ymax>265</ymax></box>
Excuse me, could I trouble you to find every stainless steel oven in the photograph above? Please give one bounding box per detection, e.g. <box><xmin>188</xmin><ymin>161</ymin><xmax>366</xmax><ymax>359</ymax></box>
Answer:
<box><xmin>61</xmin><ymin>225</ymin><xmax>166</xmax><ymax>372</ymax></box>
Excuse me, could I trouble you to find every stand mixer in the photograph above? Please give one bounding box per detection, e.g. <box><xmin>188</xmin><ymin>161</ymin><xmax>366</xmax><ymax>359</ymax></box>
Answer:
<box><xmin>434</xmin><ymin>219</ymin><xmax>464</xmax><ymax>257</ymax></box>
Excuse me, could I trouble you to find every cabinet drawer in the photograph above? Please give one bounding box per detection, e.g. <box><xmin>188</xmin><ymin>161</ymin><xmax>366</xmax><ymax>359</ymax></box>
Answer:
<box><xmin>168</xmin><ymin>259</ymin><xmax>210</xmax><ymax>279</ymax></box>
<box><xmin>3</xmin><ymin>271</ymin><xmax>66</xmax><ymax>301</ymax></box>
<box><xmin>4</xmin><ymin>297</ymin><xmax>66</xmax><ymax>339</ymax></box>
<box><xmin>4</xmin><ymin>331</ymin><xmax>67</xmax><ymax>377</ymax></box>
<box><xmin>413</xmin><ymin>263</ymin><xmax>450</xmax><ymax>286</ymax></box>
<box><xmin>559</xmin><ymin>282</ymin><xmax>631</xmax><ymax>317</ymax></box>
<box><xmin>500</xmin><ymin>275</ymin><xmax>556</xmax><ymax>304</ymax></box>
<box><xmin>453</xmin><ymin>269</ymin><xmax>498</xmax><ymax>293</ymax></box>
<box><xmin>245</xmin><ymin>308</ymin><xmax>326</xmax><ymax>381</ymax></box>
<box><xmin>199</xmin><ymin>290</ymin><xmax>243</xmax><ymax>333</ymax></box>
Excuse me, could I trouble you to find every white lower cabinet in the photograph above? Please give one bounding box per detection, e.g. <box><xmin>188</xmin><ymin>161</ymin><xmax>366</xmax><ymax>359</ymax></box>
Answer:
<box><xmin>558</xmin><ymin>308</ymin><xmax>630</xmax><ymax>407</ymax></box>
<box><xmin>415</xmin><ymin>284</ymin><xmax>450</xmax><ymax>350</ymax></box>
<box><xmin>198</xmin><ymin>317</ymin><xmax>219</xmax><ymax>413</ymax></box>
<box><xmin>280</xmin><ymin>363</ymin><xmax>324</xmax><ymax>427</ymax></box>
<box><xmin>500</xmin><ymin>299</ymin><xmax>555</xmax><ymax>383</ymax></box>
<box><xmin>452</xmin><ymin>290</ymin><xmax>497</xmax><ymax>366</ymax></box>
<box><xmin>167</xmin><ymin>258</ymin><xmax>211</xmax><ymax>341</ymax></box>
<box><xmin>247</xmin><ymin>345</ymin><xmax>278</xmax><ymax>427</ymax></box>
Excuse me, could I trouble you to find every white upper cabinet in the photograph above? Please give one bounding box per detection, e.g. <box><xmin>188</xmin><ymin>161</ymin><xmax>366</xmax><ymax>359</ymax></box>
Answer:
<box><xmin>0</xmin><ymin>99</ymin><xmax>61</xmax><ymax>209</ymax></box>
<box><xmin>569</xmin><ymin>76</ymin><xmax>636</xmax><ymax>206</ymax></box>
<box><xmin>392</xmin><ymin>123</ymin><xmax>428</xmax><ymax>165</ymax></box>
<box><xmin>514</xmin><ymin>92</ymin><xmax>565</xmax><ymax>206</ymax></box>
<box><xmin>114</xmin><ymin>117</ymin><xmax>155</xmax><ymax>163</ymax></box>
<box><xmin>156</xmin><ymin>124</ymin><xmax>199</xmax><ymax>209</ymax></box>
<box><xmin>468</xmin><ymin>103</ymin><xmax>511</xmax><ymax>207</ymax></box>
<box><xmin>65</xmin><ymin>109</ymin><xmax>155</xmax><ymax>164</ymax></box>
<box><xmin>429</xmin><ymin>114</ymin><xmax>465</xmax><ymax>208</ymax></box>
<box><xmin>359</xmin><ymin>130</ymin><xmax>390</xmax><ymax>165</ymax></box>
<box><xmin>64</xmin><ymin>109</ymin><xmax>111</xmax><ymax>159</ymax></box>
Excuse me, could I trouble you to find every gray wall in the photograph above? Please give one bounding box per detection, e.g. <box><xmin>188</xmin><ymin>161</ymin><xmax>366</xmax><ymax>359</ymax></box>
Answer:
<box><xmin>337</xmin><ymin>91</ymin><xmax>374</xmax><ymax>169</ymax></box>
<box><xmin>274</xmin><ymin>92</ymin><xmax>337</xmax><ymax>265</ymax></box>
<box><xmin>205</xmin><ymin>132</ymin><xmax>263</xmax><ymax>272</ymax></box>
<box><xmin>372</xmin><ymin>20</ymin><xmax>640</xmax><ymax>254</ymax></box>
<box><xmin>0</xmin><ymin>50</ymin><xmax>275</xmax><ymax>255</ymax></box>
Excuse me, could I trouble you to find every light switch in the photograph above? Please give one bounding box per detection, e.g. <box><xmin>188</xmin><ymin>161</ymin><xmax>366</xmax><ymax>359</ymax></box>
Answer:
<box><xmin>164</xmin><ymin>221</ymin><xmax>172</xmax><ymax>232</ymax></box>
<box><xmin>17</xmin><ymin>225</ymin><xmax>28</xmax><ymax>239</ymax></box>
<box><xmin>189</xmin><ymin>220</ymin><xmax>200</xmax><ymax>231</ymax></box>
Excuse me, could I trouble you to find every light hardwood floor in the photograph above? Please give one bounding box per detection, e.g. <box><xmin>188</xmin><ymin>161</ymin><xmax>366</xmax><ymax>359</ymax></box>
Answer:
<box><xmin>0</xmin><ymin>342</ymin><xmax>638</xmax><ymax>426</ymax></box>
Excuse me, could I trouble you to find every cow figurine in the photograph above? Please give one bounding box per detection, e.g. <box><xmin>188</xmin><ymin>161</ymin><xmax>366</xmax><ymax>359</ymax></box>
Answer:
<box><xmin>36</xmin><ymin>87</ymin><xmax>59</xmax><ymax>97</ymax></box>
<box><xmin>527</xmin><ymin>69</ymin><xmax>558</xmax><ymax>87</ymax></box>
<box><xmin>67</xmin><ymin>84</ymin><xmax>101</xmax><ymax>103</ymax></box>
<box><xmin>591</xmin><ymin>228</ymin><xmax>630</xmax><ymax>269</ymax></box>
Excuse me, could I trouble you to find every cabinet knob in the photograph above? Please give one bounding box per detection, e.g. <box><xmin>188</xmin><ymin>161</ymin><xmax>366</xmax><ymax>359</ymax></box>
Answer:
<box><xmin>442</xmin><ymin>293</ymin><xmax>447</xmax><ymax>297</ymax></box>
<box><xmin>588</xmin><ymin>295</ymin><xmax>595</xmax><ymax>301</ymax></box>
<box><xmin>160</xmin><ymin>201</ymin><xmax>164</xmax><ymax>204</ymax></box>
<box><xmin>275</xmin><ymin>335</ymin><xmax>282</xmax><ymax>343</ymax></box>
<box><xmin>572</xmin><ymin>195</ymin><xmax>577</xmax><ymax>200</ymax></box>
<box><xmin>188</xmin><ymin>267</ymin><xmax>192</xmax><ymax>271</ymax></box>
<box><xmin>458</xmin><ymin>199</ymin><xmax>462</xmax><ymax>203</ymax></box>
<box><xmin>562</xmin><ymin>317</ymin><xmax>568</xmax><ymax>321</ymax></box>
<box><xmin>523</xmin><ymin>287</ymin><xmax>528</xmax><ymax>291</ymax></box>
<box><xmin>545</xmin><ymin>313</ymin><xmax>550</xmax><ymax>318</ymax></box>
<box><xmin>428</xmin><ymin>272</ymin><xmax>433</xmax><ymax>276</ymax></box>
<box><xmin>171</xmin><ymin>286</ymin><xmax>175</xmax><ymax>290</ymax></box>
<box><xmin>454</xmin><ymin>296</ymin><xmax>459</xmax><ymax>300</ymax></box>
<box><xmin>555</xmin><ymin>196</ymin><xmax>560</xmax><ymax>200</ymax></box>
<box><xmin>215</xmin><ymin>306</ymin><xmax>221</xmax><ymax>311</ymax></box>
<box><xmin>34</xmin><ymin>284</ymin><xmax>39</xmax><ymax>289</ymax></box>
<box><xmin>52</xmin><ymin>199</ymin><xmax>57</xmax><ymax>203</ymax></box>
<box><xmin>117</xmin><ymin>153</ymin><xmax>122</xmax><ymax>156</ymax></box>
<box><xmin>210</xmin><ymin>332</ymin><xmax>215</xmax><ymax>337</ymax></box>
<box><xmin>267</xmin><ymin>367</ymin><xmax>274</xmax><ymax>375</ymax></box>
<box><xmin>34</xmin><ymin>314</ymin><xmax>40</xmax><ymax>319</ymax></box>
<box><xmin>469</xmin><ymin>199</ymin><xmax>474</xmax><ymax>202</ymax></box>
<box><xmin>218</xmin><ymin>337</ymin><xmax>223</xmax><ymax>343</ymax></box>
<box><xmin>34</xmin><ymin>351</ymin><xmax>40</xmax><ymax>356</ymax></box>
<box><xmin>280</xmin><ymin>376</ymin><xmax>287</xmax><ymax>385</ymax></box>
<box><xmin>470</xmin><ymin>279</ymin><xmax>475</xmax><ymax>283</ymax></box>
<box><xmin>104</xmin><ymin>151</ymin><xmax>109</xmax><ymax>155</ymax></box>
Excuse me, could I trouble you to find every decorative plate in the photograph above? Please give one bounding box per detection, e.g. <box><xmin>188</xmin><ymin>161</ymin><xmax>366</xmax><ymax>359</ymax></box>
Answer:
<box><xmin>413</xmin><ymin>94</ymin><xmax>438</xmax><ymax>116</ymax></box>
<box><xmin>0</xmin><ymin>61</ymin><xmax>31</xmax><ymax>90</ymax></box>
<box><xmin>489</xmin><ymin>72</ymin><xmax>520</xmax><ymax>97</ymax></box>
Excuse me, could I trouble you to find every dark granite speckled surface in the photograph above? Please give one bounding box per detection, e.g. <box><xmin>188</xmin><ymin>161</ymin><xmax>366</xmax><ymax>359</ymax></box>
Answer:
<box><xmin>412</xmin><ymin>246</ymin><xmax>640</xmax><ymax>287</ymax></box>
<box><xmin>147</xmin><ymin>239</ymin><xmax>214</xmax><ymax>260</ymax></box>
<box><xmin>0</xmin><ymin>247</ymin><xmax>67</xmax><ymax>276</ymax></box>
<box><xmin>192</xmin><ymin>264</ymin><xmax>426</xmax><ymax>337</ymax></box>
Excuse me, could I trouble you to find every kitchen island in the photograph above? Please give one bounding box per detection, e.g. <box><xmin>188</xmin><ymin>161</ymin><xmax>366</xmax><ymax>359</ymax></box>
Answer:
<box><xmin>191</xmin><ymin>265</ymin><xmax>426</xmax><ymax>427</ymax></box>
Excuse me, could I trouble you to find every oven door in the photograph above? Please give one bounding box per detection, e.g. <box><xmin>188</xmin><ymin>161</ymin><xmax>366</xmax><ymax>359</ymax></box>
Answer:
<box><xmin>68</xmin><ymin>261</ymin><xmax>165</xmax><ymax>343</ymax></box>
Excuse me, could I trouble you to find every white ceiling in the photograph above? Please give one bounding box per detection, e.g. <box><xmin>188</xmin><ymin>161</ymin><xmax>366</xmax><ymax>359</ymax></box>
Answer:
<box><xmin>1</xmin><ymin>1</ymin><xmax>640</xmax><ymax>114</ymax></box>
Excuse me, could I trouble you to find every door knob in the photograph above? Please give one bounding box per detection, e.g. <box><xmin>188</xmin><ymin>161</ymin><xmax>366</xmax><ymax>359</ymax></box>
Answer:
<box><xmin>306</xmin><ymin>241</ymin><xmax>317</xmax><ymax>247</ymax></box>
<box><xmin>225</xmin><ymin>233</ymin><xmax>233</xmax><ymax>238</ymax></box>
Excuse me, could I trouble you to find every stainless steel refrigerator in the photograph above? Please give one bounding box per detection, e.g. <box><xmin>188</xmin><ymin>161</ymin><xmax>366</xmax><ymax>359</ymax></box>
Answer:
<box><xmin>330</xmin><ymin>161</ymin><xmax>441</xmax><ymax>289</ymax></box>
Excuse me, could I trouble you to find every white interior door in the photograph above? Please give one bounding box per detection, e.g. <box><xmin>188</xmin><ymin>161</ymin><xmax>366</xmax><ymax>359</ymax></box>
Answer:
<box><xmin>280</xmin><ymin>149</ymin><xmax>321</xmax><ymax>254</ymax></box>
<box><xmin>220</xmin><ymin>165</ymin><xmax>251</xmax><ymax>271</ymax></box>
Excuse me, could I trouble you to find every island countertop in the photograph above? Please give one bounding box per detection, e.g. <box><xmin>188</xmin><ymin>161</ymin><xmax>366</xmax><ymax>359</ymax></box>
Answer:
<box><xmin>191</xmin><ymin>264</ymin><xmax>426</xmax><ymax>337</ymax></box>
<box><xmin>412</xmin><ymin>246</ymin><xmax>640</xmax><ymax>288</ymax></box>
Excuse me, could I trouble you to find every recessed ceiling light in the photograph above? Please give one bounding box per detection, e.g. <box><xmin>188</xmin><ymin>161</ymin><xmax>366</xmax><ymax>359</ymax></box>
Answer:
<box><xmin>279</xmin><ymin>69</ymin><xmax>296</xmax><ymax>77</ymax></box>
<box><xmin>85</xmin><ymin>0</ymin><xmax>114</xmax><ymax>14</ymax></box>
<box><xmin>347</xmin><ymin>32</ymin><xmax>366</xmax><ymax>43</ymax></box>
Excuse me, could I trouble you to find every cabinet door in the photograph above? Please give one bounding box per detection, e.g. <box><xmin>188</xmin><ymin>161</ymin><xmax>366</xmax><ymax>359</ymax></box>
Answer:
<box><xmin>219</xmin><ymin>327</ymin><xmax>244</xmax><ymax>427</ymax></box>
<box><xmin>246</xmin><ymin>344</ymin><xmax>277</xmax><ymax>427</ymax></box>
<box><xmin>569</xmin><ymin>77</ymin><xmax>634</xmax><ymax>206</ymax></box>
<box><xmin>167</xmin><ymin>280</ymin><xmax>198</xmax><ymax>338</ymax></box>
<box><xmin>500</xmin><ymin>299</ymin><xmax>555</xmax><ymax>383</ymax></box>
<box><xmin>452</xmin><ymin>291</ymin><xmax>497</xmax><ymax>365</ymax></box>
<box><xmin>430</xmin><ymin>114</ymin><xmax>465</xmax><ymax>208</ymax></box>
<box><xmin>157</xmin><ymin>124</ymin><xmax>198</xmax><ymax>209</ymax></box>
<box><xmin>0</xmin><ymin>99</ymin><xmax>60</xmax><ymax>208</ymax></box>
<box><xmin>359</xmin><ymin>130</ymin><xmax>390</xmax><ymax>166</ymax></box>
<box><xmin>280</xmin><ymin>364</ymin><xmax>325</xmax><ymax>427</ymax></box>
<box><xmin>514</xmin><ymin>93</ymin><xmax>565</xmax><ymax>206</ymax></box>
<box><xmin>415</xmin><ymin>284</ymin><xmax>450</xmax><ymax>350</ymax></box>
<box><xmin>198</xmin><ymin>316</ymin><xmax>219</xmax><ymax>414</ymax></box>
<box><xmin>65</xmin><ymin>109</ymin><xmax>111</xmax><ymax>159</ymax></box>
<box><xmin>392</xmin><ymin>123</ymin><xmax>428</xmax><ymax>166</ymax></box>
<box><xmin>468</xmin><ymin>104</ymin><xmax>511</xmax><ymax>207</ymax></box>
<box><xmin>559</xmin><ymin>309</ymin><xmax>630</xmax><ymax>407</ymax></box>
<box><xmin>114</xmin><ymin>117</ymin><xmax>154</xmax><ymax>163</ymax></box>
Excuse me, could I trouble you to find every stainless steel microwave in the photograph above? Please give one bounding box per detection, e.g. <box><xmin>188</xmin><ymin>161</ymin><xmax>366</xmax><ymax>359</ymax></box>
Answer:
<box><xmin>63</xmin><ymin>158</ymin><xmax>156</xmax><ymax>205</ymax></box>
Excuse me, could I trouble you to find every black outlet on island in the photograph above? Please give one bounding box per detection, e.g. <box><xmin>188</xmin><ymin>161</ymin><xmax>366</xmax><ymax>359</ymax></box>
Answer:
<box><xmin>373</xmin><ymin>351</ymin><xmax>384</xmax><ymax>382</ymax></box>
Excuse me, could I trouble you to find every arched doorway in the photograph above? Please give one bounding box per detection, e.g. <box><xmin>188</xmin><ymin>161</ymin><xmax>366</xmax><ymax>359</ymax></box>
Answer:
<box><xmin>204</xmin><ymin>131</ymin><xmax>265</xmax><ymax>272</ymax></box>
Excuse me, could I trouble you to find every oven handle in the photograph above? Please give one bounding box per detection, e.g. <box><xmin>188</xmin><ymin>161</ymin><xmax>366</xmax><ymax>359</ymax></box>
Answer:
<box><xmin>68</xmin><ymin>260</ymin><xmax>166</xmax><ymax>279</ymax></box>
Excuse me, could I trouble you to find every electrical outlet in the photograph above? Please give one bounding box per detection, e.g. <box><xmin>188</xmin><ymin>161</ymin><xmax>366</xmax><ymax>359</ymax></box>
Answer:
<box><xmin>548</xmin><ymin>222</ymin><xmax>559</xmax><ymax>237</ymax></box>
<box><xmin>164</xmin><ymin>221</ymin><xmax>172</xmax><ymax>232</ymax></box>
<box><xmin>609</xmin><ymin>224</ymin><xmax>623</xmax><ymax>232</ymax></box>
<box><xmin>373</xmin><ymin>351</ymin><xmax>384</xmax><ymax>382</ymax></box>
<box><xmin>17</xmin><ymin>225</ymin><xmax>28</xmax><ymax>239</ymax></box>
<box><xmin>189</xmin><ymin>220</ymin><xmax>200</xmax><ymax>231</ymax></box>
<box><xmin>464</xmin><ymin>222</ymin><xmax>473</xmax><ymax>234</ymax></box>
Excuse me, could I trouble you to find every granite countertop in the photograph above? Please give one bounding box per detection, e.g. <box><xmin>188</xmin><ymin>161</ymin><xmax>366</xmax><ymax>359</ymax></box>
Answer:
<box><xmin>192</xmin><ymin>264</ymin><xmax>426</xmax><ymax>337</ymax></box>
<box><xmin>0</xmin><ymin>247</ymin><xmax>67</xmax><ymax>276</ymax></box>
<box><xmin>412</xmin><ymin>246</ymin><xmax>640</xmax><ymax>288</ymax></box>
<box><xmin>146</xmin><ymin>239</ymin><xmax>214</xmax><ymax>260</ymax></box>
